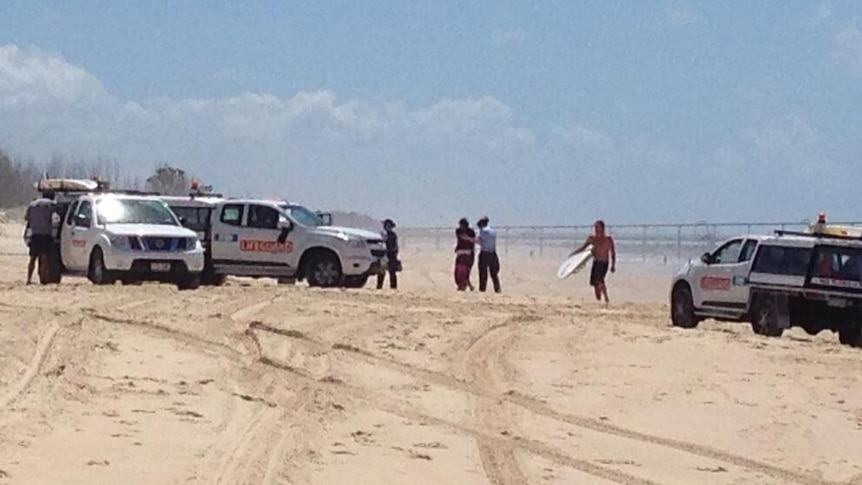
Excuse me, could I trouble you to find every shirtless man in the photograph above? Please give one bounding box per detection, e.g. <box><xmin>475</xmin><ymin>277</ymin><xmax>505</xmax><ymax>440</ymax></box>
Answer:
<box><xmin>570</xmin><ymin>220</ymin><xmax>616</xmax><ymax>305</ymax></box>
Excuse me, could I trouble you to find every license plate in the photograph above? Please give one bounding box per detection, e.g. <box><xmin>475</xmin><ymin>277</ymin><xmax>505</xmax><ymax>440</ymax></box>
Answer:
<box><xmin>151</xmin><ymin>262</ymin><xmax>171</xmax><ymax>272</ymax></box>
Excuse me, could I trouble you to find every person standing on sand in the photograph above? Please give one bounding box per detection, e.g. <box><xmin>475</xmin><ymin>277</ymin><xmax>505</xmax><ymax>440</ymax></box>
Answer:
<box><xmin>454</xmin><ymin>218</ymin><xmax>476</xmax><ymax>291</ymax></box>
<box><xmin>24</xmin><ymin>189</ymin><xmax>58</xmax><ymax>285</ymax></box>
<box><xmin>570</xmin><ymin>220</ymin><xmax>616</xmax><ymax>305</ymax></box>
<box><xmin>476</xmin><ymin>216</ymin><xmax>501</xmax><ymax>293</ymax></box>
<box><xmin>377</xmin><ymin>219</ymin><xmax>400</xmax><ymax>289</ymax></box>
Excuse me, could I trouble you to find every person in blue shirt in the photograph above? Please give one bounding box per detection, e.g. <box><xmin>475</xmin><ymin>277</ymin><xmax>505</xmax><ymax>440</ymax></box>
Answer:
<box><xmin>377</xmin><ymin>219</ymin><xmax>400</xmax><ymax>289</ymax></box>
<box><xmin>476</xmin><ymin>216</ymin><xmax>501</xmax><ymax>293</ymax></box>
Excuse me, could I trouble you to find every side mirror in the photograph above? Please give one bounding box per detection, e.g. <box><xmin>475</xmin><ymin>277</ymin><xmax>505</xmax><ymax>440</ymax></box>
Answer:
<box><xmin>700</xmin><ymin>252</ymin><xmax>713</xmax><ymax>264</ymax></box>
<box><xmin>178</xmin><ymin>216</ymin><xmax>187</xmax><ymax>226</ymax></box>
<box><xmin>316</xmin><ymin>212</ymin><xmax>332</xmax><ymax>225</ymax></box>
<box><xmin>277</xmin><ymin>222</ymin><xmax>293</xmax><ymax>244</ymax></box>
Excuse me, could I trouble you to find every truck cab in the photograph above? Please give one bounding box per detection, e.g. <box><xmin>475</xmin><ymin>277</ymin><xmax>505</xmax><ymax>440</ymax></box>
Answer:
<box><xmin>163</xmin><ymin>196</ymin><xmax>387</xmax><ymax>288</ymax></box>
<box><xmin>669</xmin><ymin>235</ymin><xmax>768</xmax><ymax>329</ymax></box>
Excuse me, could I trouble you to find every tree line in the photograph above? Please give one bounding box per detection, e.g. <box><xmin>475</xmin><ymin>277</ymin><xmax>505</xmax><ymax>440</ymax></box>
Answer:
<box><xmin>0</xmin><ymin>149</ymin><xmax>195</xmax><ymax>207</ymax></box>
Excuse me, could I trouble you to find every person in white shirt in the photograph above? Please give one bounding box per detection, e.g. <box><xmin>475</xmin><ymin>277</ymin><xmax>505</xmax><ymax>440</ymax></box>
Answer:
<box><xmin>476</xmin><ymin>216</ymin><xmax>501</xmax><ymax>293</ymax></box>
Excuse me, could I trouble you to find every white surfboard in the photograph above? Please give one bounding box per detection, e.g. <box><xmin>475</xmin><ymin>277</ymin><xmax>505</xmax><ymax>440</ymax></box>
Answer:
<box><xmin>557</xmin><ymin>245</ymin><xmax>594</xmax><ymax>280</ymax></box>
<box><xmin>35</xmin><ymin>178</ymin><xmax>99</xmax><ymax>192</ymax></box>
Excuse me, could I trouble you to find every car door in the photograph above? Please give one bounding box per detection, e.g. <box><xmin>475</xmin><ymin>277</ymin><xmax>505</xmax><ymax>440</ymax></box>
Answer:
<box><xmin>60</xmin><ymin>200</ymin><xmax>79</xmax><ymax>270</ymax></box>
<box><xmin>732</xmin><ymin>238</ymin><xmax>760</xmax><ymax>302</ymax></box>
<box><xmin>211</xmin><ymin>203</ymin><xmax>245</xmax><ymax>271</ymax></box>
<box><xmin>240</xmin><ymin>203</ymin><xmax>295</xmax><ymax>276</ymax></box>
<box><xmin>697</xmin><ymin>238</ymin><xmax>747</xmax><ymax>312</ymax></box>
<box><xmin>66</xmin><ymin>200</ymin><xmax>94</xmax><ymax>271</ymax></box>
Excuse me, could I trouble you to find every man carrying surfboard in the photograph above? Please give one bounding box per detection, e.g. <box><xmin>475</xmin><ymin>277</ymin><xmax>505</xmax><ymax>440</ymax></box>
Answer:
<box><xmin>570</xmin><ymin>220</ymin><xmax>616</xmax><ymax>305</ymax></box>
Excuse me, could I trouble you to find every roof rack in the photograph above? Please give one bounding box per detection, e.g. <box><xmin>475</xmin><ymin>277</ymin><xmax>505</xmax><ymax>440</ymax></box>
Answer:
<box><xmin>188</xmin><ymin>191</ymin><xmax>224</xmax><ymax>198</ymax></box>
<box><xmin>774</xmin><ymin>229</ymin><xmax>862</xmax><ymax>241</ymax></box>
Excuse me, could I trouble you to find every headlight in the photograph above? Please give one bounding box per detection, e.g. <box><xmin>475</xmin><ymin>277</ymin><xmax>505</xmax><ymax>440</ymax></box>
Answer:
<box><xmin>187</xmin><ymin>237</ymin><xmax>200</xmax><ymax>250</ymax></box>
<box><xmin>346</xmin><ymin>239</ymin><xmax>366</xmax><ymax>249</ymax></box>
<box><xmin>109</xmin><ymin>235</ymin><xmax>131</xmax><ymax>250</ymax></box>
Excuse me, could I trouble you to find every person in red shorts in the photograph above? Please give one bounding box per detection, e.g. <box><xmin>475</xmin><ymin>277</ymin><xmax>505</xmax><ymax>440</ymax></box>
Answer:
<box><xmin>454</xmin><ymin>218</ymin><xmax>476</xmax><ymax>291</ymax></box>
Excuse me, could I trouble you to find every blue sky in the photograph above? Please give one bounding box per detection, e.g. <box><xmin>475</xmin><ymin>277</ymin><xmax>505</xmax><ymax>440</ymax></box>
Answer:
<box><xmin>2</xmin><ymin>1</ymin><xmax>862</xmax><ymax>226</ymax></box>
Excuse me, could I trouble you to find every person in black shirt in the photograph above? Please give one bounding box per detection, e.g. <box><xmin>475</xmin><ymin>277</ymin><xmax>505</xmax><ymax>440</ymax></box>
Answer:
<box><xmin>454</xmin><ymin>218</ymin><xmax>476</xmax><ymax>291</ymax></box>
<box><xmin>377</xmin><ymin>219</ymin><xmax>400</xmax><ymax>289</ymax></box>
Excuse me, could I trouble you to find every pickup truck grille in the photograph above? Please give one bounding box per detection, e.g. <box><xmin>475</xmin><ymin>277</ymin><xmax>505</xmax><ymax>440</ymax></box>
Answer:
<box><xmin>142</xmin><ymin>236</ymin><xmax>186</xmax><ymax>251</ymax></box>
<box><xmin>371</xmin><ymin>249</ymin><xmax>386</xmax><ymax>258</ymax></box>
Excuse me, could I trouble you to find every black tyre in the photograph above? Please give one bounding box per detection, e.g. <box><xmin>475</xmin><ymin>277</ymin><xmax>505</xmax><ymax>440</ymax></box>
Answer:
<box><xmin>306</xmin><ymin>251</ymin><xmax>343</xmax><ymax>288</ymax></box>
<box><xmin>121</xmin><ymin>278</ymin><xmax>142</xmax><ymax>286</ymax></box>
<box><xmin>44</xmin><ymin>246</ymin><xmax>63</xmax><ymax>284</ymax></box>
<box><xmin>671</xmin><ymin>285</ymin><xmax>699</xmax><ymax>329</ymax></box>
<box><xmin>202</xmin><ymin>272</ymin><xmax>227</xmax><ymax>286</ymax></box>
<box><xmin>838</xmin><ymin>325</ymin><xmax>862</xmax><ymax>347</ymax></box>
<box><xmin>177</xmin><ymin>274</ymin><xmax>202</xmax><ymax>291</ymax></box>
<box><xmin>37</xmin><ymin>253</ymin><xmax>51</xmax><ymax>285</ymax></box>
<box><xmin>88</xmin><ymin>248</ymin><xmax>115</xmax><ymax>285</ymax></box>
<box><xmin>749</xmin><ymin>295</ymin><xmax>784</xmax><ymax>338</ymax></box>
<box><xmin>343</xmin><ymin>275</ymin><xmax>369</xmax><ymax>289</ymax></box>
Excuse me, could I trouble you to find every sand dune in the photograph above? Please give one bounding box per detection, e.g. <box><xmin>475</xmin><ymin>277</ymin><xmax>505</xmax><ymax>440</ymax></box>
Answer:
<box><xmin>1</xmin><ymin>221</ymin><xmax>861</xmax><ymax>484</ymax></box>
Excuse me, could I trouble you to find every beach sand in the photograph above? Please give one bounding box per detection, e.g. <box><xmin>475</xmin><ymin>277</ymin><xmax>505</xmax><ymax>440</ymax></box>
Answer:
<box><xmin>1</xmin><ymin>220</ymin><xmax>861</xmax><ymax>484</ymax></box>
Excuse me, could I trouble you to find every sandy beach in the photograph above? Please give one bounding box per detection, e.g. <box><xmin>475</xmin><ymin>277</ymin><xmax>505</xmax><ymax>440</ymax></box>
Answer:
<box><xmin>1</xmin><ymin>219</ymin><xmax>861</xmax><ymax>485</ymax></box>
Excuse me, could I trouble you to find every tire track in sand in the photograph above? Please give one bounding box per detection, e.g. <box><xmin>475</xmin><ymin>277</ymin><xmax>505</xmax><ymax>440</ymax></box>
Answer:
<box><xmin>0</xmin><ymin>320</ymin><xmax>62</xmax><ymax>410</ymax></box>
<box><xmin>252</xmin><ymin>319</ymin><xmax>838</xmax><ymax>485</ymax></box>
<box><xmin>200</xmin><ymin>301</ymin><xmax>316</xmax><ymax>485</ymax></box>
<box><xmin>253</xmin><ymin>341</ymin><xmax>662</xmax><ymax>485</ymax></box>
<box><xmin>465</xmin><ymin>322</ymin><xmax>529</xmax><ymax>485</ymax></box>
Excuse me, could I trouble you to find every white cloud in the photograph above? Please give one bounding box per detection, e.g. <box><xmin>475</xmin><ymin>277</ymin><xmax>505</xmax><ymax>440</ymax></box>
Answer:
<box><xmin>0</xmin><ymin>44</ymin><xmax>106</xmax><ymax>108</ymax></box>
<box><xmin>0</xmin><ymin>44</ymin><xmax>545</xmax><ymax>224</ymax></box>
<box><xmin>0</xmin><ymin>43</ymin><xmax>857</xmax><ymax>225</ymax></box>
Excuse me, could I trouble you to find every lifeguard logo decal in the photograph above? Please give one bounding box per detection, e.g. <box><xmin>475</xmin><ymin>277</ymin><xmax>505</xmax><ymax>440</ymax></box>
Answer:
<box><xmin>240</xmin><ymin>240</ymin><xmax>293</xmax><ymax>253</ymax></box>
<box><xmin>700</xmin><ymin>276</ymin><xmax>731</xmax><ymax>291</ymax></box>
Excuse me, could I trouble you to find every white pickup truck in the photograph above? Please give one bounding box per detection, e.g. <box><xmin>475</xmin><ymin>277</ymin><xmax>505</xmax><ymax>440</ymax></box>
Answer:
<box><xmin>36</xmin><ymin>180</ymin><xmax>205</xmax><ymax>289</ymax></box>
<box><xmin>162</xmin><ymin>195</ymin><xmax>387</xmax><ymax>288</ymax></box>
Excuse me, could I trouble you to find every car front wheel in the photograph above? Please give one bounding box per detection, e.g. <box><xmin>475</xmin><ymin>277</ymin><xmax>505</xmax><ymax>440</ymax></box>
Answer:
<box><xmin>88</xmin><ymin>248</ymin><xmax>115</xmax><ymax>285</ymax></box>
<box><xmin>838</xmin><ymin>324</ymin><xmax>862</xmax><ymax>347</ymax></box>
<box><xmin>306</xmin><ymin>252</ymin><xmax>343</xmax><ymax>288</ymax></box>
<box><xmin>177</xmin><ymin>274</ymin><xmax>202</xmax><ymax>291</ymax></box>
<box><xmin>671</xmin><ymin>285</ymin><xmax>699</xmax><ymax>329</ymax></box>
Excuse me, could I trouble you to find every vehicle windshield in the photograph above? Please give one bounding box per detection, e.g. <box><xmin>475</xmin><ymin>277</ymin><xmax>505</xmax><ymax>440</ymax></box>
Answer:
<box><xmin>96</xmin><ymin>198</ymin><xmax>180</xmax><ymax>226</ymax></box>
<box><xmin>278</xmin><ymin>204</ymin><xmax>325</xmax><ymax>227</ymax></box>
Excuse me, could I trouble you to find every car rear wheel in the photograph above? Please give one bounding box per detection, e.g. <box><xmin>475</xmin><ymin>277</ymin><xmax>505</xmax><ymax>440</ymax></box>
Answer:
<box><xmin>671</xmin><ymin>285</ymin><xmax>699</xmax><ymax>329</ymax></box>
<box><xmin>838</xmin><ymin>324</ymin><xmax>862</xmax><ymax>347</ymax></box>
<box><xmin>88</xmin><ymin>248</ymin><xmax>115</xmax><ymax>285</ymax></box>
<box><xmin>750</xmin><ymin>295</ymin><xmax>784</xmax><ymax>338</ymax></box>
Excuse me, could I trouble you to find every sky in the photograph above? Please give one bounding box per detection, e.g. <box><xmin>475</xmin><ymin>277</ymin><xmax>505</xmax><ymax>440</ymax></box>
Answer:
<box><xmin>1</xmin><ymin>0</ymin><xmax>862</xmax><ymax>226</ymax></box>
